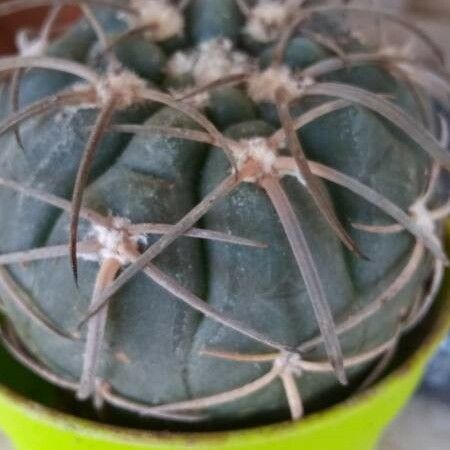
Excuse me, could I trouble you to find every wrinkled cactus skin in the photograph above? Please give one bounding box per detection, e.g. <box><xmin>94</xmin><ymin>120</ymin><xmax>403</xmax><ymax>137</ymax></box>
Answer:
<box><xmin>0</xmin><ymin>0</ymin><xmax>437</xmax><ymax>427</ymax></box>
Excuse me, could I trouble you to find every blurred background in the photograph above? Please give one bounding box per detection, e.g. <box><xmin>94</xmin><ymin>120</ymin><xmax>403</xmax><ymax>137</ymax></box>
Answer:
<box><xmin>0</xmin><ymin>1</ymin><xmax>449</xmax><ymax>449</ymax></box>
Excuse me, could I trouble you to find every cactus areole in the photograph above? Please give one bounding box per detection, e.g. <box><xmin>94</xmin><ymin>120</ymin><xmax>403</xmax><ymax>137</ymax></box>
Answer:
<box><xmin>0</xmin><ymin>0</ymin><xmax>448</xmax><ymax>430</ymax></box>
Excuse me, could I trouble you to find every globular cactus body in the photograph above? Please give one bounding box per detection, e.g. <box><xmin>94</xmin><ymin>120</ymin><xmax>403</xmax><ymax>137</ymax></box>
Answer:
<box><xmin>0</xmin><ymin>0</ymin><xmax>448</xmax><ymax>428</ymax></box>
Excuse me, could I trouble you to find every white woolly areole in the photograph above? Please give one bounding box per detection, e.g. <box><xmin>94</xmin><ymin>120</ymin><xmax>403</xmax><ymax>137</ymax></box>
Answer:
<box><xmin>129</xmin><ymin>0</ymin><xmax>184</xmax><ymax>41</ymax></box>
<box><xmin>247</xmin><ymin>66</ymin><xmax>314</xmax><ymax>103</ymax></box>
<box><xmin>96</xmin><ymin>71</ymin><xmax>146</xmax><ymax>108</ymax></box>
<box><xmin>274</xmin><ymin>351</ymin><xmax>302</xmax><ymax>376</ymax></box>
<box><xmin>410</xmin><ymin>199</ymin><xmax>437</xmax><ymax>237</ymax></box>
<box><xmin>81</xmin><ymin>218</ymin><xmax>143</xmax><ymax>265</ymax></box>
<box><xmin>245</xmin><ymin>0</ymin><xmax>302</xmax><ymax>43</ymax></box>
<box><xmin>409</xmin><ymin>197</ymin><xmax>446</xmax><ymax>260</ymax></box>
<box><xmin>16</xmin><ymin>30</ymin><xmax>46</xmax><ymax>56</ymax></box>
<box><xmin>232</xmin><ymin>137</ymin><xmax>277</xmax><ymax>182</ymax></box>
<box><xmin>166</xmin><ymin>38</ymin><xmax>252</xmax><ymax>86</ymax></box>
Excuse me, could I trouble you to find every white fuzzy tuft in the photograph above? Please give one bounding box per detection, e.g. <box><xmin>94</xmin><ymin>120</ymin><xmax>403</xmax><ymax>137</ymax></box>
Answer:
<box><xmin>166</xmin><ymin>38</ymin><xmax>252</xmax><ymax>86</ymax></box>
<box><xmin>80</xmin><ymin>217</ymin><xmax>144</xmax><ymax>265</ymax></box>
<box><xmin>231</xmin><ymin>137</ymin><xmax>309</xmax><ymax>184</ymax></box>
<box><xmin>247</xmin><ymin>66</ymin><xmax>314</xmax><ymax>103</ymax></box>
<box><xmin>96</xmin><ymin>71</ymin><xmax>146</xmax><ymax>108</ymax></box>
<box><xmin>274</xmin><ymin>351</ymin><xmax>303</xmax><ymax>376</ymax></box>
<box><xmin>245</xmin><ymin>0</ymin><xmax>303</xmax><ymax>43</ymax></box>
<box><xmin>232</xmin><ymin>137</ymin><xmax>277</xmax><ymax>182</ymax></box>
<box><xmin>16</xmin><ymin>30</ymin><xmax>46</xmax><ymax>57</ymax></box>
<box><xmin>167</xmin><ymin>51</ymin><xmax>195</xmax><ymax>77</ymax></box>
<box><xmin>410</xmin><ymin>199</ymin><xmax>437</xmax><ymax>237</ymax></box>
<box><xmin>129</xmin><ymin>0</ymin><xmax>184</xmax><ymax>41</ymax></box>
<box><xmin>409</xmin><ymin>198</ymin><xmax>445</xmax><ymax>258</ymax></box>
<box><xmin>94</xmin><ymin>225</ymin><xmax>129</xmax><ymax>264</ymax></box>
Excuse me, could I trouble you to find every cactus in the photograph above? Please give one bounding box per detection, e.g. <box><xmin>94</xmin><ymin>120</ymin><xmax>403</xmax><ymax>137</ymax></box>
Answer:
<box><xmin>0</xmin><ymin>0</ymin><xmax>448</xmax><ymax>428</ymax></box>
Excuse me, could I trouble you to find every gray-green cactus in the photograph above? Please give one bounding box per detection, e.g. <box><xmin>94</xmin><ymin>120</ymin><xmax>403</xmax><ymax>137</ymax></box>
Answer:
<box><xmin>0</xmin><ymin>0</ymin><xmax>448</xmax><ymax>428</ymax></box>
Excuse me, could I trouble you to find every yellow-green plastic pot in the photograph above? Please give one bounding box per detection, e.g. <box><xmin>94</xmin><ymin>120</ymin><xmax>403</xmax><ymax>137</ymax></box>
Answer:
<box><xmin>1</xmin><ymin>228</ymin><xmax>450</xmax><ymax>450</ymax></box>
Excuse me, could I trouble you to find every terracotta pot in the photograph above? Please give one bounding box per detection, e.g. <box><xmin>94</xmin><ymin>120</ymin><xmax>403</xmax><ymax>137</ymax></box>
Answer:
<box><xmin>0</xmin><ymin>5</ymin><xmax>80</xmax><ymax>54</ymax></box>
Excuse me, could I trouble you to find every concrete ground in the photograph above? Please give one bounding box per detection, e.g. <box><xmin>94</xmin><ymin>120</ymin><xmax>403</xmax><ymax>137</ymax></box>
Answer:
<box><xmin>379</xmin><ymin>397</ymin><xmax>450</xmax><ymax>450</ymax></box>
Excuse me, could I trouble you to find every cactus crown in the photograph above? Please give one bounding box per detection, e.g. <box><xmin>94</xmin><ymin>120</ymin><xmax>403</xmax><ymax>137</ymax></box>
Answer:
<box><xmin>0</xmin><ymin>0</ymin><xmax>449</xmax><ymax>428</ymax></box>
